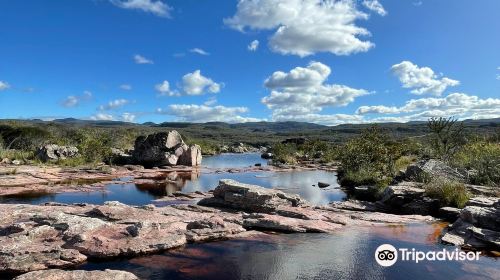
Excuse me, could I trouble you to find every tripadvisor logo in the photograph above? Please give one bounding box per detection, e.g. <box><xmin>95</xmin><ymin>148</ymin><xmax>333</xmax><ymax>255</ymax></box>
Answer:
<box><xmin>375</xmin><ymin>244</ymin><xmax>480</xmax><ymax>267</ymax></box>
<box><xmin>375</xmin><ymin>244</ymin><xmax>398</xmax><ymax>267</ymax></box>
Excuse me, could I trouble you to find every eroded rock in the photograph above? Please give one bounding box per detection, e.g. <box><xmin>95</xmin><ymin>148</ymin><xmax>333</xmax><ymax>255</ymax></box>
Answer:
<box><xmin>132</xmin><ymin>131</ymin><xmax>202</xmax><ymax>167</ymax></box>
<box><xmin>36</xmin><ymin>144</ymin><xmax>79</xmax><ymax>162</ymax></box>
<box><xmin>14</xmin><ymin>269</ymin><xmax>139</xmax><ymax>280</ymax></box>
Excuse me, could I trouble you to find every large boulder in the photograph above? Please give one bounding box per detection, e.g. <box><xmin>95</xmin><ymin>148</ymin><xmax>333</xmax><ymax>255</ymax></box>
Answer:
<box><xmin>36</xmin><ymin>144</ymin><xmax>79</xmax><ymax>162</ymax></box>
<box><xmin>198</xmin><ymin>179</ymin><xmax>306</xmax><ymax>213</ymax></box>
<box><xmin>178</xmin><ymin>144</ymin><xmax>202</xmax><ymax>166</ymax></box>
<box><xmin>132</xmin><ymin>131</ymin><xmax>202</xmax><ymax>167</ymax></box>
<box><xmin>405</xmin><ymin>159</ymin><xmax>466</xmax><ymax>182</ymax></box>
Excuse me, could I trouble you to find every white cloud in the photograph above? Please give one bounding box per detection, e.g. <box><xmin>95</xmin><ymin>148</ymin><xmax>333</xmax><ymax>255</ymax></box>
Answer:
<box><xmin>121</xmin><ymin>112</ymin><xmax>136</xmax><ymax>122</ymax></box>
<box><xmin>391</xmin><ymin>60</ymin><xmax>460</xmax><ymax>96</ymax></box>
<box><xmin>248</xmin><ymin>40</ymin><xmax>259</xmax><ymax>51</ymax></box>
<box><xmin>356</xmin><ymin>105</ymin><xmax>400</xmax><ymax>115</ymax></box>
<box><xmin>225</xmin><ymin>0</ymin><xmax>378</xmax><ymax>57</ymax></box>
<box><xmin>133</xmin><ymin>54</ymin><xmax>154</xmax><ymax>64</ymax></box>
<box><xmin>62</xmin><ymin>91</ymin><xmax>92</xmax><ymax>108</ymax></box>
<box><xmin>355</xmin><ymin>92</ymin><xmax>500</xmax><ymax>121</ymax></box>
<box><xmin>159</xmin><ymin>104</ymin><xmax>261</xmax><ymax>123</ymax></box>
<box><xmin>0</xmin><ymin>81</ymin><xmax>10</xmax><ymax>91</ymax></box>
<box><xmin>204</xmin><ymin>97</ymin><xmax>217</xmax><ymax>106</ymax></box>
<box><xmin>362</xmin><ymin>0</ymin><xmax>387</xmax><ymax>16</ymax></box>
<box><xmin>110</xmin><ymin>0</ymin><xmax>172</xmax><ymax>18</ymax></box>
<box><xmin>262</xmin><ymin>61</ymin><xmax>368</xmax><ymax>121</ymax></box>
<box><xmin>189</xmin><ymin>48</ymin><xmax>210</xmax><ymax>56</ymax></box>
<box><xmin>155</xmin><ymin>80</ymin><xmax>178</xmax><ymax>96</ymax></box>
<box><xmin>99</xmin><ymin>99</ymin><xmax>130</xmax><ymax>110</ymax></box>
<box><xmin>120</xmin><ymin>84</ymin><xmax>132</xmax><ymax>90</ymax></box>
<box><xmin>181</xmin><ymin>70</ymin><xmax>222</xmax><ymax>95</ymax></box>
<box><xmin>90</xmin><ymin>113</ymin><xmax>114</xmax><ymax>121</ymax></box>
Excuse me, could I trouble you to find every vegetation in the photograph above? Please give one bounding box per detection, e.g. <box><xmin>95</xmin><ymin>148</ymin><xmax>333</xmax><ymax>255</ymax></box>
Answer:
<box><xmin>427</xmin><ymin>117</ymin><xmax>466</xmax><ymax>160</ymax></box>
<box><xmin>337</xmin><ymin>126</ymin><xmax>404</xmax><ymax>188</ymax></box>
<box><xmin>452</xmin><ymin>141</ymin><xmax>500</xmax><ymax>187</ymax></box>
<box><xmin>425</xmin><ymin>178</ymin><xmax>470</xmax><ymax>208</ymax></box>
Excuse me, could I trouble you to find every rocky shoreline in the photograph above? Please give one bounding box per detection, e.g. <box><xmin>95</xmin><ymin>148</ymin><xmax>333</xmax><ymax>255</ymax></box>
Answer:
<box><xmin>1</xmin><ymin>179</ymin><xmax>434</xmax><ymax>278</ymax></box>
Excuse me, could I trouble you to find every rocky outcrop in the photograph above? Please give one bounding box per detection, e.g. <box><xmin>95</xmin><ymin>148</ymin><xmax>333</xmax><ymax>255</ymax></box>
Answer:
<box><xmin>405</xmin><ymin>159</ymin><xmax>466</xmax><ymax>182</ymax></box>
<box><xmin>132</xmin><ymin>131</ymin><xmax>202</xmax><ymax>167</ymax></box>
<box><xmin>36</xmin><ymin>144</ymin><xmax>79</xmax><ymax>162</ymax></box>
<box><xmin>14</xmin><ymin>269</ymin><xmax>139</xmax><ymax>280</ymax></box>
<box><xmin>198</xmin><ymin>179</ymin><xmax>307</xmax><ymax>213</ymax></box>
<box><xmin>0</xmin><ymin>180</ymin><xmax>434</xmax><ymax>275</ymax></box>
<box><xmin>441</xmin><ymin>197</ymin><xmax>500</xmax><ymax>250</ymax></box>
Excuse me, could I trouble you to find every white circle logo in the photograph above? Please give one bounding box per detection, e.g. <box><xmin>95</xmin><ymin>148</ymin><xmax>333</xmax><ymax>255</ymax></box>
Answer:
<box><xmin>375</xmin><ymin>244</ymin><xmax>398</xmax><ymax>267</ymax></box>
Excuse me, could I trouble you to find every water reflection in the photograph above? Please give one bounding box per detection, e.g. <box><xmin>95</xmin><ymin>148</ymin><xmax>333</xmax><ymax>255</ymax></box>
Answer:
<box><xmin>202</xmin><ymin>153</ymin><xmax>268</xmax><ymax>169</ymax></box>
<box><xmin>1</xmin><ymin>154</ymin><xmax>344</xmax><ymax>206</ymax></box>
<box><xmin>78</xmin><ymin>223</ymin><xmax>500</xmax><ymax>280</ymax></box>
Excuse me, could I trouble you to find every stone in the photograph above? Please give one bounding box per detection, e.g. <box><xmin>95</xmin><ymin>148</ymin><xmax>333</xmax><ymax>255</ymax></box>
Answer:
<box><xmin>317</xmin><ymin>182</ymin><xmax>330</xmax><ymax>188</ymax></box>
<box><xmin>261</xmin><ymin>152</ymin><xmax>273</xmax><ymax>159</ymax></box>
<box><xmin>108</xmin><ymin>148</ymin><xmax>133</xmax><ymax>165</ymax></box>
<box><xmin>441</xmin><ymin>199</ymin><xmax>500</xmax><ymax>250</ymax></box>
<box><xmin>12</xmin><ymin>159</ymin><xmax>22</xmax><ymax>165</ymax></box>
<box><xmin>132</xmin><ymin>131</ymin><xmax>201</xmax><ymax>167</ymax></box>
<box><xmin>14</xmin><ymin>269</ymin><xmax>139</xmax><ymax>280</ymax></box>
<box><xmin>198</xmin><ymin>179</ymin><xmax>306</xmax><ymax>213</ymax></box>
<box><xmin>466</xmin><ymin>196</ymin><xmax>499</xmax><ymax>208</ymax></box>
<box><xmin>0</xmin><ymin>180</ymin><xmax>438</xmax><ymax>275</ymax></box>
<box><xmin>405</xmin><ymin>159</ymin><xmax>466</xmax><ymax>182</ymax></box>
<box><xmin>178</xmin><ymin>144</ymin><xmax>202</xmax><ymax>166</ymax></box>
<box><xmin>1</xmin><ymin>158</ymin><xmax>12</xmax><ymax>164</ymax></box>
<box><xmin>439</xmin><ymin>207</ymin><xmax>461</xmax><ymax>222</ymax></box>
<box><xmin>36</xmin><ymin>144</ymin><xmax>79</xmax><ymax>162</ymax></box>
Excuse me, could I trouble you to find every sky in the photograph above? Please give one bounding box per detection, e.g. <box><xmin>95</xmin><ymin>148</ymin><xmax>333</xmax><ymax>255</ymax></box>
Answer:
<box><xmin>0</xmin><ymin>0</ymin><xmax>499</xmax><ymax>125</ymax></box>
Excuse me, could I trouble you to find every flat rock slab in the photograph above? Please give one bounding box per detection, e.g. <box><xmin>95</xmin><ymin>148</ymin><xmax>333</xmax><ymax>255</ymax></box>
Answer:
<box><xmin>0</xmin><ymin>179</ymin><xmax>435</xmax><ymax>276</ymax></box>
<box><xmin>14</xmin><ymin>269</ymin><xmax>138</xmax><ymax>280</ymax></box>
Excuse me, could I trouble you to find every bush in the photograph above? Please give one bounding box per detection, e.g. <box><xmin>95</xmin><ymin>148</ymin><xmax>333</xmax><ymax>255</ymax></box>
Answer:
<box><xmin>271</xmin><ymin>143</ymin><xmax>298</xmax><ymax>164</ymax></box>
<box><xmin>338</xmin><ymin>126</ymin><xmax>402</xmax><ymax>187</ymax></box>
<box><xmin>427</xmin><ymin>117</ymin><xmax>466</xmax><ymax>160</ymax></box>
<box><xmin>425</xmin><ymin>178</ymin><xmax>470</xmax><ymax>208</ymax></box>
<box><xmin>453</xmin><ymin>141</ymin><xmax>500</xmax><ymax>187</ymax></box>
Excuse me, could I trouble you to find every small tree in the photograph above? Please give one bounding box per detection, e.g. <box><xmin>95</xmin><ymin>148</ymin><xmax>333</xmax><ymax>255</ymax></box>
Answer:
<box><xmin>427</xmin><ymin>117</ymin><xmax>465</xmax><ymax>160</ymax></box>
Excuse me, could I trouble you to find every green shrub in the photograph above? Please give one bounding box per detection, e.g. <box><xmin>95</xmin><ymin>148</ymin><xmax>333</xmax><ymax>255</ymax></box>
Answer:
<box><xmin>427</xmin><ymin>117</ymin><xmax>466</xmax><ymax>160</ymax></box>
<box><xmin>0</xmin><ymin>148</ymin><xmax>34</xmax><ymax>161</ymax></box>
<box><xmin>425</xmin><ymin>178</ymin><xmax>470</xmax><ymax>208</ymax></box>
<box><xmin>338</xmin><ymin>126</ymin><xmax>402</xmax><ymax>187</ymax></box>
<box><xmin>272</xmin><ymin>143</ymin><xmax>298</xmax><ymax>164</ymax></box>
<box><xmin>453</xmin><ymin>142</ymin><xmax>500</xmax><ymax>187</ymax></box>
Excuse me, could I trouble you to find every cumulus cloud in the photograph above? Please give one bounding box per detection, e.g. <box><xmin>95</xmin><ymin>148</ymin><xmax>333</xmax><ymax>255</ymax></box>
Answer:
<box><xmin>62</xmin><ymin>91</ymin><xmax>92</xmax><ymax>108</ymax></box>
<box><xmin>98</xmin><ymin>99</ymin><xmax>130</xmax><ymax>110</ymax></box>
<box><xmin>181</xmin><ymin>70</ymin><xmax>222</xmax><ymax>95</ymax></box>
<box><xmin>248</xmin><ymin>40</ymin><xmax>259</xmax><ymax>51</ymax></box>
<box><xmin>121</xmin><ymin>112</ymin><xmax>136</xmax><ymax>122</ymax></box>
<box><xmin>110</xmin><ymin>0</ymin><xmax>172</xmax><ymax>18</ymax></box>
<box><xmin>158</xmin><ymin>104</ymin><xmax>260</xmax><ymax>123</ymax></box>
<box><xmin>262</xmin><ymin>61</ymin><xmax>368</xmax><ymax>122</ymax></box>
<box><xmin>155</xmin><ymin>80</ymin><xmax>178</xmax><ymax>96</ymax></box>
<box><xmin>0</xmin><ymin>81</ymin><xmax>10</xmax><ymax>91</ymax></box>
<box><xmin>355</xmin><ymin>92</ymin><xmax>500</xmax><ymax>122</ymax></box>
<box><xmin>120</xmin><ymin>84</ymin><xmax>132</xmax><ymax>91</ymax></box>
<box><xmin>133</xmin><ymin>54</ymin><xmax>154</xmax><ymax>64</ymax></box>
<box><xmin>90</xmin><ymin>113</ymin><xmax>114</xmax><ymax>121</ymax></box>
<box><xmin>391</xmin><ymin>60</ymin><xmax>460</xmax><ymax>96</ymax></box>
<box><xmin>189</xmin><ymin>48</ymin><xmax>210</xmax><ymax>56</ymax></box>
<box><xmin>224</xmin><ymin>0</ymin><xmax>378</xmax><ymax>57</ymax></box>
<box><xmin>362</xmin><ymin>0</ymin><xmax>387</xmax><ymax>16</ymax></box>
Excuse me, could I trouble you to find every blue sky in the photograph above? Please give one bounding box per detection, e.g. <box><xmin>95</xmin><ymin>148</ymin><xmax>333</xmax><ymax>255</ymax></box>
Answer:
<box><xmin>0</xmin><ymin>0</ymin><xmax>499</xmax><ymax>125</ymax></box>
